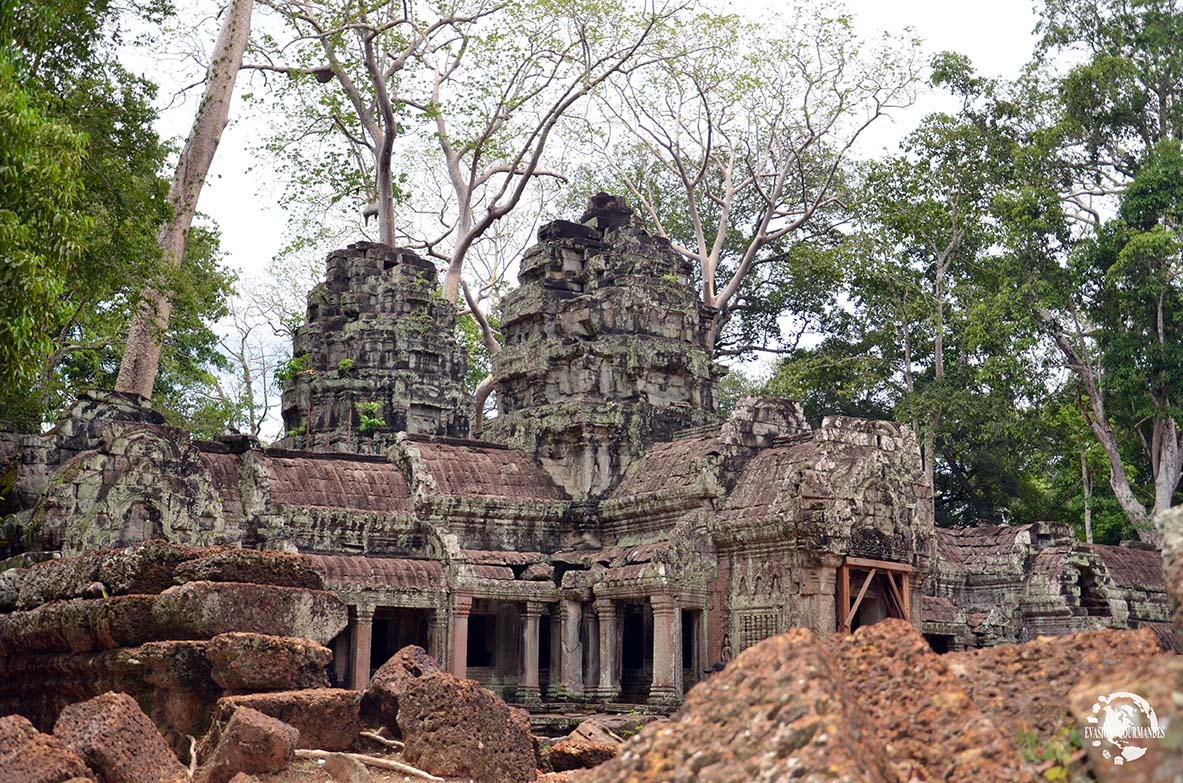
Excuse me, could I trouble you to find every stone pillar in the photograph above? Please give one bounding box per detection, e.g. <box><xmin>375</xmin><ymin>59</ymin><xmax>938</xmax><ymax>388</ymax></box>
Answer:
<box><xmin>801</xmin><ymin>561</ymin><xmax>840</xmax><ymax>637</ymax></box>
<box><xmin>331</xmin><ymin>633</ymin><xmax>349</xmax><ymax>686</ymax></box>
<box><xmin>518</xmin><ymin>601</ymin><xmax>543</xmax><ymax>704</ymax></box>
<box><xmin>649</xmin><ymin>595</ymin><xmax>681</xmax><ymax>705</ymax></box>
<box><xmin>594</xmin><ymin>598</ymin><xmax>620</xmax><ymax>702</ymax></box>
<box><xmin>350</xmin><ymin>605</ymin><xmax>374</xmax><ymax>690</ymax></box>
<box><xmin>556</xmin><ymin>598</ymin><xmax>584</xmax><ymax>701</ymax></box>
<box><xmin>583</xmin><ymin>606</ymin><xmax>599</xmax><ymax>695</ymax></box>
<box><xmin>425</xmin><ymin>610</ymin><xmax>444</xmax><ymax>667</ymax></box>
<box><xmin>449</xmin><ymin>594</ymin><xmax>472</xmax><ymax>678</ymax></box>
<box><xmin>548</xmin><ymin>608</ymin><xmax>562</xmax><ymax>698</ymax></box>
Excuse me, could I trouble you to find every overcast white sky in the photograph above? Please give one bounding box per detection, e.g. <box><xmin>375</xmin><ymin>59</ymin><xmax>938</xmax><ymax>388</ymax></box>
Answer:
<box><xmin>143</xmin><ymin>0</ymin><xmax>1040</xmax><ymax>284</ymax></box>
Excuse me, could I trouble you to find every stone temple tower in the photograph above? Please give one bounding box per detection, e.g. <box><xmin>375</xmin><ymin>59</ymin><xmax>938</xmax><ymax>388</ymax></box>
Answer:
<box><xmin>278</xmin><ymin>242</ymin><xmax>469</xmax><ymax>451</ymax></box>
<box><xmin>484</xmin><ymin>194</ymin><xmax>723</xmax><ymax>499</ymax></box>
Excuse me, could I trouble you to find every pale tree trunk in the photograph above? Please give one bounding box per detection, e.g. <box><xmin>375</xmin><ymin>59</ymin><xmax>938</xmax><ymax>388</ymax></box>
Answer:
<box><xmin>1038</xmin><ymin>306</ymin><xmax>1164</xmax><ymax>545</ymax></box>
<box><xmin>1081</xmin><ymin>448</ymin><xmax>1093</xmax><ymax>544</ymax></box>
<box><xmin>115</xmin><ymin>0</ymin><xmax>254</xmax><ymax>399</ymax></box>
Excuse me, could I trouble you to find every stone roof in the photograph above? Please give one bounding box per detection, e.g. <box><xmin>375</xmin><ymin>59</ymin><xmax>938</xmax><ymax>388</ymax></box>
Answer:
<box><xmin>310</xmin><ymin>555</ymin><xmax>443</xmax><ymax>589</ymax></box>
<box><xmin>1089</xmin><ymin>544</ymin><xmax>1165</xmax><ymax>590</ymax></box>
<box><xmin>934</xmin><ymin>525</ymin><xmax>1031</xmax><ymax>571</ymax></box>
<box><xmin>412</xmin><ymin>440</ymin><xmax>562</xmax><ymax>501</ymax></box>
<box><xmin>264</xmin><ymin>453</ymin><xmax>411</xmax><ymax>513</ymax></box>
<box><xmin>609</xmin><ymin>435</ymin><xmax>722</xmax><ymax>499</ymax></box>
<box><xmin>461</xmin><ymin>550</ymin><xmax>545</xmax><ymax>566</ymax></box>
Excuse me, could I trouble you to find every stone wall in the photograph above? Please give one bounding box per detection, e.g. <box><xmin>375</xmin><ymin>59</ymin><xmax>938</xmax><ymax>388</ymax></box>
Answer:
<box><xmin>484</xmin><ymin>194</ymin><xmax>724</xmax><ymax>500</ymax></box>
<box><xmin>923</xmin><ymin>522</ymin><xmax>1174</xmax><ymax>650</ymax></box>
<box><xmin>277</xmin><ymin>242</ymin><xmax>469</xmax><ymax>450</ymax></box>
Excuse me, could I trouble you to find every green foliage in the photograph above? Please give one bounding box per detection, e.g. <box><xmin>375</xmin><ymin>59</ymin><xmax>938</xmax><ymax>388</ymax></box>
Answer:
<box><xmin>0</xmin><ymin>0</ymin><xmax>234</xmax><ymax>433</ymax></box>
<box><xmin>0</xmin><ymin>53</ymin><xmax>89</xmax><ymax>415</ymax></box>
<box><xmin>354</xmin><ymin>401</ymin><xmax>385</xmax><ymax>435</ymax></box>
<box><xmin>1017</xmin><ymin>725</ymin><xmax>1081</xmax><ymax>781</ymax></box>
<box><xmin>336</xmin><ymin>357</ymin><xmax>354</xmax><ymax>374</ymax></box>
<box><xmin>457</xmin><ymin>313</ymin><xmax>497</xmax><ymax>394</ymax></box>
<box><xmin>275</xmin><ymin>354</ymin><xmax>311</xmax><ymax>383</ymax></box>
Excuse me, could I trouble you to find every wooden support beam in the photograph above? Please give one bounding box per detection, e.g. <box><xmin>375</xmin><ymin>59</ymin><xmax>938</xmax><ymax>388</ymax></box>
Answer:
<box><xmin>837</xmin><ymin>564</ymin><xmax>850</xmax><ymax>633</ymax></box>
<box><xmin>844</xmin><ymin>556</ymin><xmax>913</xmax><ymax>573</ymax></box>
<box><xmin>884</xmin><ymin>571</ymin><xmax>907</xmax><ymax>620</ymax></box>
<box><xmin>902</xmin><ymin>572</ymin><xmax>910</xmax><ymax>621</ymax></box>
<box><xmin>843</xmin><ymin>568</ymin><xmax>877</xmax><ymax>630</ymax></box>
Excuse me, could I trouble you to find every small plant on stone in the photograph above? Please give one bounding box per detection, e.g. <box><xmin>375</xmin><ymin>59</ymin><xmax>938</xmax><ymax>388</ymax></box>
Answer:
<box><xmin>661</xmin><ymin>272</ymin><xmax>680</xmax><ymax>284</ymax></box>
<box><xmin>275</xmin><ymin>353</ymin><xmax>311</xmax><ymax>383</ymax></box>
<box><xmin>355</xmin><ymin>401</ymin><xmax>386</xmax><ymax>435</ymax></box>
<box><xmin>1017</xmin><ymin>725</ymin><xmax>1080</xmax><ymax>782</ymax></box>
<box><xmin>285</xmin><ymin>424</ymin><xmax>305</xmax><ymax>439</ymax></box>
<box><xmin>337</xmin><ymin>357</ymin><xmax>355</xmax><ymax>374</ymax></box>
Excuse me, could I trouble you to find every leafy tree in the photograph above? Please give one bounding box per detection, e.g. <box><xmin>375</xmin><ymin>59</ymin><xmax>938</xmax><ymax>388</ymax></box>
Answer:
<box><xmin>580</xmin><ymin>5</ymin><xmax>921</xmax><ymax>354</ymax></box>
<box><xmin>0</xmin><ymin>55</ymin><xmax>89</xmax><ymax>423</ymax></box>
<box><xmin>0</xmin><ymin>0</ymin><xmax>235</xmax><ymax>432</ymax></box>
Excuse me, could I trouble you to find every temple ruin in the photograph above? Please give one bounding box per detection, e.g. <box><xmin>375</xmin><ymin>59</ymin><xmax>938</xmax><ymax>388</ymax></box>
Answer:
<box><xmin>0</xmin><ymin>195</ymin><xmax>1173</xmax><ymax>713</ymax></box>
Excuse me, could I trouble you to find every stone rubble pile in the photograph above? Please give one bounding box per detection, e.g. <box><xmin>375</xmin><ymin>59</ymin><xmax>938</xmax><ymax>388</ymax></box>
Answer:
<box><xmin>0</xmin><ymin>542</ymin><xmax>347</xmax><ymax>752</ymax></box>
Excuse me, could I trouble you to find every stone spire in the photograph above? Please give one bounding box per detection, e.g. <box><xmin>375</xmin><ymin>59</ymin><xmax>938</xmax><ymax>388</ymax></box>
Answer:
<box><xmin>277</xmin><ymin>242</ymin><xmax>469</xmax><ymax>451</ymax></box>
<box><xmin>484</xmin><ymin>193</ymin><xmax>723</xmax><ymax>499</ymax></box>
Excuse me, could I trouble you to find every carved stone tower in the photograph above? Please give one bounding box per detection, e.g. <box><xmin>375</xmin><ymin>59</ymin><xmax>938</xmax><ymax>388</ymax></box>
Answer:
<box><xmin>278</xmin><ymin>242</ymin><xmax>469</xmax><ymax>451</ymax></box>
<box><xmin>484</xmin><ymin>194</ymin><xmax>723</xmax><ymax>499</ymax></box>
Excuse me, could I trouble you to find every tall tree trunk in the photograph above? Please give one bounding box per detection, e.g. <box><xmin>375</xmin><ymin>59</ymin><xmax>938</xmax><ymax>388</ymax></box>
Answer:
<box><xmin>115</xmin><ymin>0</ymin><xmax>254</xmax><ymax>399</ymax></box>
<box><xmin>1081</xmin><ymin>448</ymin><xmax>1093</xmax><ymax>544</ymax></box>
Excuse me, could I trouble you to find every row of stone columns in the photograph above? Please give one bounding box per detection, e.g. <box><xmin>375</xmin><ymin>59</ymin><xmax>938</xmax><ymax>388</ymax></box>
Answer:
<box><xmin>438</xmin><ymin>592</ymin><xmax>689</xmax><ymax>705</ymax></box>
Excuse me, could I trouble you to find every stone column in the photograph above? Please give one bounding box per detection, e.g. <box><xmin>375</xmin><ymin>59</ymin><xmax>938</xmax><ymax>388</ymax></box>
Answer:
<box><xmin>583</xmin><ymin>606</ymin><xmax>599</xmax><ymax>696</ymax></box>
<box><xmin>331</xmin><ymin>633</ymin><xmax>349</xmax><ymax>686</ymax></box>
<box><xmin>449</xmin><ymin>594</ymin><xmax>472</xmax><ymax>678</ymax></box>
<box><xmin>518</xmin><ymin>601</ymin><xmax>543</xmax><ymax>704</ymax></box>
<box><xmin>648</xmin><ymin>595</ymin><xmax>681</xmax><ymax>705</ymax></box>
<box><xmin>594</xmin><ymin>598</ymin><xmax>620</xmax><ymax>702</ymax></box>
<box><xmin>556</xmin><ymin>598</ymin><xmax>584</xmax><ymax>701</ymax></box>
<box><xmin>350</xmin><ymin>605</ymin><xmax>374</xmax><ymax>690</ymax></box>
<box><xmin>548</xmin><ymin>608</ymin><xmax>562</xmax><ymax>698</ymax></box>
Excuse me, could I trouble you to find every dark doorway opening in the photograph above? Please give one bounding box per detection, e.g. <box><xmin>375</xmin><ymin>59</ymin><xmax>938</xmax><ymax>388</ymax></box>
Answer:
<box><xmin>924</xmin><ymin>633</ymin><xmax>954</xmax><ymax>654</ymax></box>
<box><xmin>370</xmin><ymin>608</ymin><xmax>431</xmax><ymax>672</ymax></box>
<box><xmin>620</xmin><ymin>603</ymin><xmax>652</xmax><ymax>703</ymax></box>
<box><xmin>468</xmin><ymin>613</ymin><xmax>496</xmax><ymax>667</ymax></box>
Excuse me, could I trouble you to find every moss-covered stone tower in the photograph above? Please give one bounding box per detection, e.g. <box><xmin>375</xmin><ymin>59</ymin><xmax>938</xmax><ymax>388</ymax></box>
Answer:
<box><xmin>277</xmin><ymin>242</ymin><xmax>468</xmax><ymax>451</ymax></box>
<box><xmin>484</xmin><ymin>194</ymin><xmax>723</xmax><ymax>498</ymax></box>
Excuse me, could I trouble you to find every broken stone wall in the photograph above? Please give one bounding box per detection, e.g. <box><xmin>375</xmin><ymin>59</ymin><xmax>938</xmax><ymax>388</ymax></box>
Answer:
<box><xmin>278</xmin><ymin>242</ymin><xmax>469</xmax><ymax>450</ymax></box>
<box><xmin>485</xmin><ymin>195</ymin><xmax>724</xmax><ymax>500</ymax></box>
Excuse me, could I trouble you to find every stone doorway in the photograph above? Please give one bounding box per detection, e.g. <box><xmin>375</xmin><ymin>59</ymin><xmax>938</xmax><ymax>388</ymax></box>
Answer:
<box><xmin>371</xmin><ymin>607</ymin><xmax>431</xmax><ymax>671</ymax></box>
<box><xmin>837</xmin><ymin>557</ymin><xmax>912</xmax><ymax>634</ymax></box>
<box><xmin>619</xmin><ymin>601</ymin><xmax>652</xmax><ymax>703</ymax></box>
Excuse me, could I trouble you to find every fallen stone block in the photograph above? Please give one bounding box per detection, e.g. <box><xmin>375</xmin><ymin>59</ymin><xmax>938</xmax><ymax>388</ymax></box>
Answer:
<box><xmin>54</xmin><ymin>691</ymin><xmax>188</xmax><ymax>783</ymax></box>
<box><xmin>173</xmin><ymin>550</ymin><xmax>324</xmax><ymax>590</ymax></box>
<box><xmin>0</xmin><ymin>713</ymin><xmax>40</xmax><ymax>755</ymax></box>
<box><xmin>196</xmin><ymin>706</ymin><xmax>298</xmax><ymax>783</ymax></box>
<box><xmin>1069</xmin><ymin>653</ymin><xmax>1183</xmax><ymax>783</ymax></box>
<box><xmin>579</xmin><ymin>628</ymin><xmax>895</xmax><ymax>783</ymax></box>
<box><xmin>549</xmin><ymin>739</ymin><xmax>617</xmax><ymax>771</ymax></box>
<box><xmin>204</xmin><ymin>633</ymin><xmax>330</xmax><ymax>692</ymax></box>
<box><xmin>828</xmin><ymin>618</ymin><xmax>1039</xmax><ymax>783</ymax></box>
<box><xmin>397</xmin><ymin>672</ymin><xmax>537</xmax><ymax>783</ymax></box>
<box><xmin>13</xmin><ymin>541</ymin><xmax>202</xmax><ymax>610</ymax></box>
<box><xmin>0</xmin><ymin>728</ymin><xmax>97</xmax><ymax>783</ymax></box>
<box><xmin>360</xmin><ymin>644</ymin><xmax>440</xmax><ymax>726</ymax></box>
<box><xmin>152</xmin><ymin>581</ymin><xmax>347</xmax><ymax>645</ymax></box>
<box><xmin>1159</xmin><ymin>506</ymin><xmax>1183</xmax><ymax>643</ymax></box>
<box><xmin>212</xmin><ymin>689</ymin><xmax>360</xmax><ymax>752</ymax></box>
<box><xmin>946</xmin><ymin>627</ymin><xmax>1163</xmax><ymax>741</ymax></box>
<box><xmin>567</xmin><ymin>715</ymin><xmax>660</xmax><ymax>746</ymax></box>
